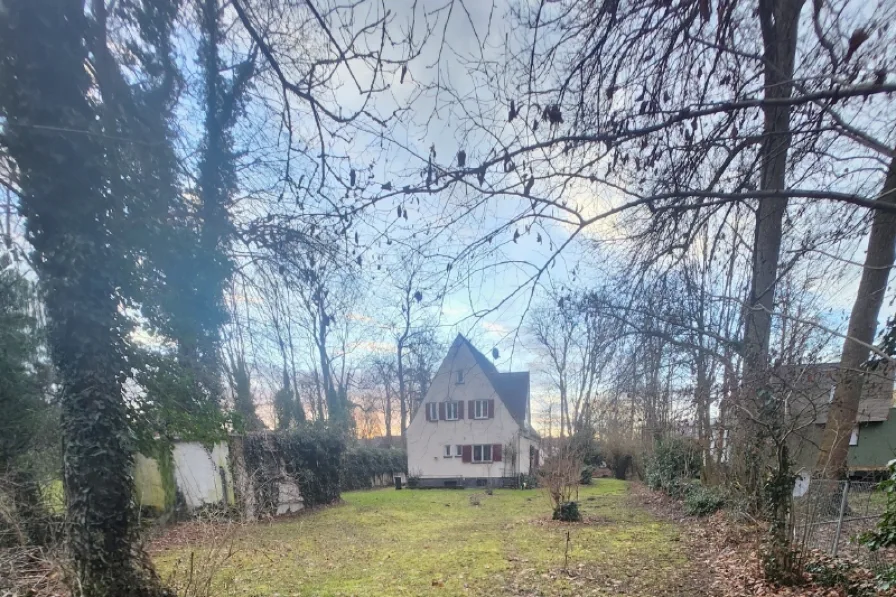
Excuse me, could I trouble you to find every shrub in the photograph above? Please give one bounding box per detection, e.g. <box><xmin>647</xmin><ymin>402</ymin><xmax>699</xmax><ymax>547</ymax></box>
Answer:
<box><xmin>601</xmin><ymin>433</ymin><xmax>639</xmax><ymax>480</ymax></box>
<box><xmin>341</xmin><ymin>446</ymin><xmax>407</xmax><ymax>491</ymax></box>
<box><xmin>537</xmin><ymin>440</ymin><xmax>583</xmax><ymax>511</ymax></box>
<box><xmin>860</xmin><ymin>458</ymin><xmax>896</xmax><ymax>551</ymax></box>
<box><xmin>580</xmin><ymin>466</ymin><xmax>594</xmax><ymax>485</ymax></box>
<box><xmin>518</xmin><ymin>472</ymin><xmax>538</xmax><ymax>489</ymax></box>
<box><xmin>644</xmin><ymin>436</ymin><xmax>701</xmax><ymax>496</ymax></box>
<box><xmin>407</xmin><ymin>473</ymin><xmax>421</xmax><ymax>488</ymax></box>
<box><xmin>552</xmin><ymin>501</ymin><xmax>581</xmax><ymax>522</ymax></box>
<box><xmin>684</xmin><ymin>483</ymin><xmax>725</xmax><ymax>516</ymax></box>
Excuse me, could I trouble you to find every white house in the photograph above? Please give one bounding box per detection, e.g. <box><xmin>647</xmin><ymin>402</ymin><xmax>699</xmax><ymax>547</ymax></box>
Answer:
<box><xmin>406</xmin><ymin>334</ymin><xmax>540</xmax><ymax>487</ymax></box>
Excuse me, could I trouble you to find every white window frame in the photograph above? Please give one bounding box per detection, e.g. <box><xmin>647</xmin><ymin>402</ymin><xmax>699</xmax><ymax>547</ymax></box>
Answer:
<box><xmin>455</xmin><ymin>445</ymin><xmax>463</xmax><ymax>457</ymax></box>
<box><xmin>455</xmin><ymin>370</ymin><xmax>465</xmax><ymax>384</ymax></box>
<box><xmin>472</xmin><ymin>444</ymin><xmax>493</xmax><ymax>463</ymax></box>
<box><xmin>426</xmin><ymin>402</ymin><xmax>438</xmax><ymax>421</ymax></box>
<box><xmin>444</xmin><ymin>445</ymin><xmax>453</xmax><ymax>458</ymax></box>
<box><xmin>849</xmin><ymin>426</ymin><xmax>860</xmax><ymax>446</ymax></box>
<box><xmin>445</xmin><ymin>401</ymin><xmax>459</xmax><ymax>420</ymax></box>
<box><xmin>473</xmin><ymin>399</ymin><xmax>489</xmax><ymax>419</ymax></box>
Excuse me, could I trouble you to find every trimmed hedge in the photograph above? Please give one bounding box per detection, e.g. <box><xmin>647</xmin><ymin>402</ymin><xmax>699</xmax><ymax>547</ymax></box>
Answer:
<box><xmin>341</xmin><ymin>446</ymin><xmax>407</xmax><ymax>491</ymax></box>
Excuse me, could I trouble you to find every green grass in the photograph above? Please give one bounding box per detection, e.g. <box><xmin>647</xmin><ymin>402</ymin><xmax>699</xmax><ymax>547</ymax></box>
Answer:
<box><xmin>153</xmin><ymin>480</ymin><xmax>696</xmax><ymax>596</ymax></box>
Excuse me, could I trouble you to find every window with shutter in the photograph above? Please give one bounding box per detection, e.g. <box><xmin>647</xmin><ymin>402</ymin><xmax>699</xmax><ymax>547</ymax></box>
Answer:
<box><xmin>425</xmin><ymin>403</ymin><xmax>438</xmax><ymax>421</ymax></box>
<box><xmin>487</xmin><ymin>399</ymin><xmax>495</xmax><ymax>418</ymax></box>
<box><xmin>471</xmin><ymin>444</ymin><xmax>493</xmax><ymax>462</ymax></box>
<box><xmin>461</xmin><ymin>445</ymin><xmax>472</xmax><ymax>463</ymax></box>
<box><xmin>472</xmin><ymin>399</ymin><xmax>489</xmax><ymax>419</ymax></box>
<box><xmin>438</xmin><ymin>402</ymin><xmax>446</xmax><ymax>420</ymax></box>
<box><xmin>445</xmin><ymin>401</ymin><xmax>458</xmax><ymax>420</ymax></box>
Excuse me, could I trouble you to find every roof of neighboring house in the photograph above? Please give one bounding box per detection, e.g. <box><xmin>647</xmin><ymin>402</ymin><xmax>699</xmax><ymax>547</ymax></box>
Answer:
<box><xmin>453</xmin><ymin>334</ymin><xmax>531</xmax><ymax>429</ymax></box>
<box><xmin>771</xmin><ymin>363</ymin><xmax>895</xmax><ymax>425</ymax></box>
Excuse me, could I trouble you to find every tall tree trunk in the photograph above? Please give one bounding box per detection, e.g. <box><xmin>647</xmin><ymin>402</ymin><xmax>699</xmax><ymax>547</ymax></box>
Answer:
<box><xmin>0</xmin><ymin>1</ymin><xmax>155</xmax><ymax>594</ymax></box>
<box><xmin>194</xmin><ymin>0</ymin><xmax>235</xmax><ymax>404</ymax></box>
<box><xmin>735</xmin><ymin>0</ymin><xmax>803</xmax><ymax>500</ymax></box>
<box><xmin>397</xmin><ymin>339</ymin><xmax>408</xmax><ymax>438</ymax></box>
<box><xmin>816</xmin><ymin>157</ymin><xmax>896</xmax><ymax>478</ymax></box>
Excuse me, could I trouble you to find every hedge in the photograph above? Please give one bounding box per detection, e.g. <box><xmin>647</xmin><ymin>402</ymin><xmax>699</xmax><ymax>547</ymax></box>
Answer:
<box><xmin>341</xmin><ymin>446</ymin><xmax>407</xmax><ymax>491</ymax></box>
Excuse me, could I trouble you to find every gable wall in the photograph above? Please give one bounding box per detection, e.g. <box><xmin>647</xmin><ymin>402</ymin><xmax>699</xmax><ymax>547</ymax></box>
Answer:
<box><xmin>407</xmin><ymin>341</ymin><xmax>532</xmax><ymax>478</ymax></box>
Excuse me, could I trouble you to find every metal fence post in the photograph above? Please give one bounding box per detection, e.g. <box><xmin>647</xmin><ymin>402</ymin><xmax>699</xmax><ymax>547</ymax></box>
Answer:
<box><xmin>831</xmin><ymin>479</ymin><xmax>850</xmax><ymax>557</ymax></box>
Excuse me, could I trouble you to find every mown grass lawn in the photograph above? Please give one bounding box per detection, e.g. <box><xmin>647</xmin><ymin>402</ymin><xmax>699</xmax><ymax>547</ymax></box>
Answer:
<box><xmin>152</xmin><ymin>480</ymin><xmax>699</xmax><ymax>596</ymax></box>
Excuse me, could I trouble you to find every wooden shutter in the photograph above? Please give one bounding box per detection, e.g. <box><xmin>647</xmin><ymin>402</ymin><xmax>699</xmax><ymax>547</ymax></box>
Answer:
<box><xmin>425</xmin><ymin>404</ymin><xmax>433</xmax><ymax>422</ymax></box>
<box><xmin>487</xmin><ymin>399</ymin><xmax>495</xmax><ymax>418</ymax></box>
<box><xmin>438</xmin><ymin>402</ymin><xmax>446</xmax><ymax>421</ymax></box>
<box><xmin>461</xmin><ymin>445</ymin><xmax>472</xmax><ymax>463</ymax></box>
<box><xmin>493</xmin><ymin>445</ymin><xmax>502</xmax><ymax>462</ymax></box>
<box><xmin>458</xmin><ymin>401</ymin><xmax>464</xmax><ymax>419</ymax></box>
<box><xmin>468</xmin><ymin>400</ymin><xmax>474</xmax><ymax>419</ymax></box>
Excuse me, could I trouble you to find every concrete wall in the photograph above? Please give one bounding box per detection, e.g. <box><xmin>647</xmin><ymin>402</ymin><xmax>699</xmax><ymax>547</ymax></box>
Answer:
<box><xmin>407</xmin><ymin>341</ymin><xmax>536</xmax><ymax>479</ymax></box>
<box><xmin>134</xmin><ymin>453</ymin><xmax>167</xmax><ymax>511</ymax></box>
<box><xmin>133</xmin><ymin>441</ymin><xmax>235</xmax><ymax>512</ymax></box>
<box><xmin>171</xmin><ymin>442</ymin><xmax>235</xmax><ymax>509</ymax></box>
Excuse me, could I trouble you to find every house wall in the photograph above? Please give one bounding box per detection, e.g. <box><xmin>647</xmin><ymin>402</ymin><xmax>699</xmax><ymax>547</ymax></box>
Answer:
<box><xmin>789</xmin><ymin>408</ymin><xmax>896</xmax><ymax>473</ymax></box>
<box><xmin>407</xmin><ymin>341</ymin><xmax>535</xmax><ymax>479</ymax></box>
<box><xmin>849</xmin><ymin>409</ymin><xmax>896</xmax><ymax>470</ymax></box>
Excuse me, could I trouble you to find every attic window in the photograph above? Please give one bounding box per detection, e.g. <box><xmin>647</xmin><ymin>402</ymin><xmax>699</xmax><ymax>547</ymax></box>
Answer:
<box><xmin>455</xmin><ymin>371</ymin><xmax>465</xmax><ymax>384</ymax></box>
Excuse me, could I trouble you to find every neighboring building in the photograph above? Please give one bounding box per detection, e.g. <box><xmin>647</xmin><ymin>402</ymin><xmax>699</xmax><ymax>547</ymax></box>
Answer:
<box><xmin>774</xmin><ymin>363</ymin><xmax>896</xmax><ymax>475</ymax></box>
<box><xmin>406</xmin><ymin>334</ymin><xmax>540</xmax><ymax>487</ymax></box>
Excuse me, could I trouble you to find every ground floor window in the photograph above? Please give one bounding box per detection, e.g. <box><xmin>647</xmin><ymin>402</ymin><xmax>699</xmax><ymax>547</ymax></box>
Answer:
<box><xmin>473</xmin><ymin>444</ymin><xmax>493</xmax><ymax>462</ymax></box>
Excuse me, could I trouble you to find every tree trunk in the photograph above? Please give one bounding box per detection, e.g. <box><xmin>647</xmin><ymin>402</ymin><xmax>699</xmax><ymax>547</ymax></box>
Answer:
<box><xmin>0</xmin><ymin>1</ymin><xmax>156</xmax><ymax>594</ymax></box>
<box><xmin>397</xmin><ymin>339</ymin><xmax>408</xmax><ymax>438</ymax></box>
<box><xmin>735</xmin><ymin>0</ymin><xmax>804</xmax><ymax>501</ymax></box>
<box><xmin>816</xmin><ymin>157</ymin><xmax>896</xmax><ymax>478</ymax></box>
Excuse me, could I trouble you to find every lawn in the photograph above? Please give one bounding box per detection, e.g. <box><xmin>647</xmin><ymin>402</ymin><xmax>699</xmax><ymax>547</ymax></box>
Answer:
<box><xmin>152</xmin><ymin>480</ymin><xmax>700</xmax><ymax>596</ymax></box>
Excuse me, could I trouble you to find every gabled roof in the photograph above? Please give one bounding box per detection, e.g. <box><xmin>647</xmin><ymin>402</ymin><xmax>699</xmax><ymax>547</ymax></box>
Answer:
<box><xmin>452</xmin><ymin>334</ymin><xmax>531</xmax><ymax>429</ymax></box>
<box><xmin>771</xmin><ymin>363</ymin><xmax>895</xmax><ymax>425</ymax></box>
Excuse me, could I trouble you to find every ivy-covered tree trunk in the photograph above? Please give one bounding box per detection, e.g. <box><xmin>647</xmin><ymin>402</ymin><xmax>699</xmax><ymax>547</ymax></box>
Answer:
<box><xmin>0</xmin><ymin>1</ymin><xmax>154</xmax><ymax>595</ymax></box>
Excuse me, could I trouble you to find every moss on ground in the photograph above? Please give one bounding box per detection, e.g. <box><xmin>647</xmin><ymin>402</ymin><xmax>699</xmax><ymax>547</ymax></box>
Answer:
<box><xmin>153</xmin><ymin>480</ymin><xmax>699</xmax><ymax>596</ymax></box>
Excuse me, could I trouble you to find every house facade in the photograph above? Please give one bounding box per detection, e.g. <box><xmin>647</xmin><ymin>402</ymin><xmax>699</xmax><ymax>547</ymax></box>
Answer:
<box><xmin>774</xmin><ymin>363</ymin><xmax>896</xmax><ymax>475</ymax></box>
<box><xmin>406</xmin><ymin>334</ymin><xmax>540</xmax><ymax>487</ymax></box>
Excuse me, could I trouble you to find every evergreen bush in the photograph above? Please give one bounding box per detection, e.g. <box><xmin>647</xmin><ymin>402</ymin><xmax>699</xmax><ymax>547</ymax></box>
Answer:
<box><xmin>552</xmin><ymin>501</ymin><xmax>581</xmax><ymax>522</ymax></box>
<box><xmin>684</xmin><ymin>482</ymin><xmax>725</xmax><ymax>516</ymax></box>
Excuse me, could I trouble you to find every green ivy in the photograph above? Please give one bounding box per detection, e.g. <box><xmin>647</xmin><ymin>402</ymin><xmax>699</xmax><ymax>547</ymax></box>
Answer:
<box><xmin>242</xmin><ymin>424</ymin><xmax>346</xmax><ymax>514</ymax></box>
<box><xmin>341</xmin><ymin>447</ymin><xmax>407</xmax><ymax>491</ymax></box>
<box><xmin>860</xmin><ymin>459</ymin><xmax>896</xmax><ymax>551</ymax></box>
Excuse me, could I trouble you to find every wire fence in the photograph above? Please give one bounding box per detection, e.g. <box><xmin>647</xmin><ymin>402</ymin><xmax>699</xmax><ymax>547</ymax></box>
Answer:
<box><xmin>792</xmin><ymin>479</ymin><xmax>891</xmax><ymax>569</ymax></box>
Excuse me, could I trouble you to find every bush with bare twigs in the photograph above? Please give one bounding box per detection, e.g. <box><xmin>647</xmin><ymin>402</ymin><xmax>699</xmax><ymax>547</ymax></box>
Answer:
<box><xmin>537</xmin><ymin>441</ymin><xmax>584</xmax><ymax>522</ymax></box>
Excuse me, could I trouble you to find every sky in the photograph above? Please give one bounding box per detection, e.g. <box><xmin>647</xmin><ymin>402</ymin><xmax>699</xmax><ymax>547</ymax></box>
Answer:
<box><xmin>3</xmin><ymin>0</ymin><xmax>894</xmax><ymax>428</ymax></box>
